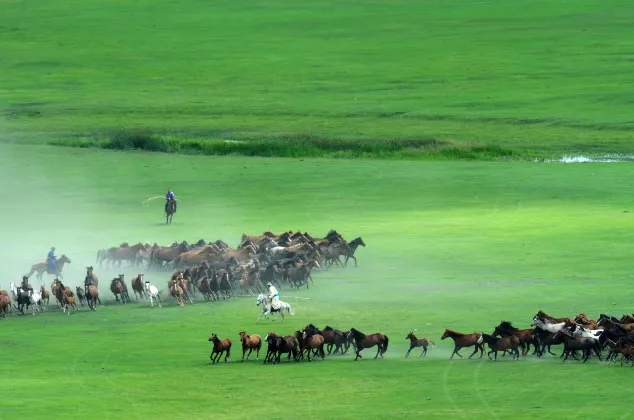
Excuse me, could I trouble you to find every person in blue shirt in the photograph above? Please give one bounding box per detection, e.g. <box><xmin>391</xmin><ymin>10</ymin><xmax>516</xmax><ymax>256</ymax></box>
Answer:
<box><xmin>165</xmin><ymin>188</ymin><xmax>177</xmax><ymax>213</ymax></box>
<box><xmin>46</xmin><ymin>247</ymin><xmax>57</xmax><ymax>272</ymax></box>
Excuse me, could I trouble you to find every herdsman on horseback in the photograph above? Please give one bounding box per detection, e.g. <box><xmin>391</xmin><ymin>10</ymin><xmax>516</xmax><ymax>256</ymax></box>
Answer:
<box><xmin>165</xmin><ymin>188</ymin><xmax>177</xmax><ymax>213</ymax></box>
<box><xmin>46</xmin><ymin>246</ymin><xmax>57</xmax><ymax>273</ymax></box>
<box><xmin>267</xmin><ymin>282</ymin><xmax>280</xmax><ymax>310</ymax></box>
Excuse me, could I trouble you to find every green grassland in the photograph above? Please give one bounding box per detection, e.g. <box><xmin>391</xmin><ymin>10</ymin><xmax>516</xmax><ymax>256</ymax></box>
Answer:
<box><xmin>2</xmin><ymin>0</ymin><xmax>634</xmax><ymax>158</ymax></box>
<box><xmin>1</xmin><ymin>143</ymin><xmax>634</xmax><ymax>419</ymax></box>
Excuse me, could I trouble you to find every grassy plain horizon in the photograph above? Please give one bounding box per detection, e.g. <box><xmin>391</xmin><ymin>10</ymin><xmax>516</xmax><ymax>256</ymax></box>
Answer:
<box><xmin>2</xmin><ymin>0</ymin><xmax>634</xmax><ymax>158</ymax></box>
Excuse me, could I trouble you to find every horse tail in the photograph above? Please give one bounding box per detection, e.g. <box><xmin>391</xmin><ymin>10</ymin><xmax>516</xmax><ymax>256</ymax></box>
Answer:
<box><xmin>382</xmin><ymin>335</ymin><xmax>389</xmax><ymax>353</ymax></box>
<box><xmin>429</xmin><ymin>340</ymin><xmax>436</xmax><ymax>347</ymax></box>
<box><xmin>288</xmin><ymin>304</ymin><xmax>295</xmax><ymax>316</ymax></box>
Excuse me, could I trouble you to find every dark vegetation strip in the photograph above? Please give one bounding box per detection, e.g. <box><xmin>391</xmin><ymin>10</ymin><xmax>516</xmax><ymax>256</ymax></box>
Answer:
<box><xmin>46</xmin><ymin>129</ymin><xmax>522</xmax><ymax>160</ymax></box>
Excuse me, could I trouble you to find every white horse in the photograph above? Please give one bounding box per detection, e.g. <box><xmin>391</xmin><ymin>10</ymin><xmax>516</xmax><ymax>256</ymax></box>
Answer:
<box><xmin>256</xmin><ymin>293</ymin><xmax>294</xmax><ymax>324</ymax></box>
<box><xmin>144</xmin><ymin>280</ymin><xmax>162</xmax><ymax>308</ymax></box>
<box><xmin>530</xmin><ymin>316</ymin><xmax>565</xmax><ymax>333</ymax></box>
<box><xmin>28</xmin><ymin>289</ymin><xmax>43</xmax><ymax>313</ymax></box>
<box><xmin>567</xmin><ymin>323</ymin><xmax>603</xmax><ymax>339</ymax></box>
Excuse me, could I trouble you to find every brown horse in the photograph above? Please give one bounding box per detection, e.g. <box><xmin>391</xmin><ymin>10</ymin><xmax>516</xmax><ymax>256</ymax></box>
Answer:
<box><xmin>86</xmin><ymin>285</ymin><xmax>99</xmax><ymax>311</ymax></box>
<box><xmin>479</xmin><ymin>333</ymin><xmax>520</xmax><ymax>360</ymax></box>
<box><xmin>110</xmin><ymin>275</ymin><xmax>130</xmax><ymax>303</ymax></box>
<box><xmin>0</xmin><ymin>294</ymin><xmax>9</xmax><ymax>318</ymax></box>
<box><xmin>239</xmin><ymin>331</ymin><xmax>262</xmax><ymax>361</ymax></box>
<box><xmin>348</xmin><ymin>328</ymin><xmax>389</xmax><ymax>361</ymax></box>
<box><xmin>27</xmin><ymin>255</ymin><xmax>72</xmax><ymax>281</ymax></box>
<box><xmin>39</xmin><ymin>285</ymin><xmax>50</xmax><ymax>306</ymax></box>
<box><xmin>299</xmin><ymin>328</ymin><xmax>326</xmax><ymax>362</ymax></box>
<box><xmin>441</xmin><ymin>329</ymin><xmax>484</xmax><ymax>360</ymax></box>
<box><xmin>130</xmin><ymin>274</ymin><xmax>146</xmax><ymax>300</ymax></box>
<box><xmin>598</xmin><ymin>317</ymin><xmax>634</xmax><ymax>333</ymax></box>
<box><xmin>321</xmin><ymin>326</ymin><xmax>348</xmax><ymax>355</ymax></box>
<box><xmin>208</xmin><ymin>334</ymin><xmax>232</xmax><ymax>364</ymax></box>
<box><xmin>405</xmin><ymin>332</ymin><xmax>435</xmax><ymax>358</ymax></box>
<box><xmin>63</xmin><ymin>295</ymin><xmax>78</xmax><ymax>315</ymax></box>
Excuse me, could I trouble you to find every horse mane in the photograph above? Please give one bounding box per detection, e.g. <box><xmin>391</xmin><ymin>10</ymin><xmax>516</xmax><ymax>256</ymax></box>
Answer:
<box><xmin>444</xmin><ymin>329</ymin><xmax>465</xmax><ymax>336</ymax></box>
<box><xmin>351</xmin><ymin>329</ymin><xmax>366</xmax><ymax>339</ymax></box>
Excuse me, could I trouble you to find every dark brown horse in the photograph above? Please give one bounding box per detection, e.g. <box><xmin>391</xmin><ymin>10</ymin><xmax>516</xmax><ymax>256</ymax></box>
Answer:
<box><xmin>239</xmin><ymin>331</ymin><xmax>262</xmax><ymax>361</ymax></box>
<box><xmin>130</xmin><ymin>274</ymin><xmax>146</xmax><ymax>300</ymax></box>
<box><xmin>263</xmin><ymin>332</ymin><xmax>299</xmax><ymax>364</ymax></box>
<box><xmin>166</xmin><ymin>197</ymin><xmax>176</xmax><ymax>224</ymax></box>
<box><xmin>492</xmin><ymin>321</ymin><xmax>538</xmax><ymax>356</ymax></box>
<box><xmin>479</xmin><ymin>333</ymin><xmax>520</xmax><ymax>360</ymax></box>
<box><xmin>348</xmin><ymin>328</ymin><xmax>389</xmax><ymax>361</ymax></box>
<box><xmin>441</xmin><ymin>329</ymin><xmax>484</xmax><ymax>359</ymax></box>
<box><xmin>208</xmin><ymin>334</ymin><xmax>232</xmax><ymax>364</ymax></box>
<box><xmin>322</xmin><ymin>326</ymin><xmax>348</xmax><ymax>355</ymax></box>
<box><xmin>110</xmin><ymin>275</ymin><xmax>130</xmax><ymax>303</ymax></box>
<box><xmin>405</xmin><ymin>332</ymin><xmax>435</xmax><ymax>358</ymax></box>
<box><xmin>554</xmin><ymin>330</ymin><xmax>602</xmax><ymax>363</ymax></box>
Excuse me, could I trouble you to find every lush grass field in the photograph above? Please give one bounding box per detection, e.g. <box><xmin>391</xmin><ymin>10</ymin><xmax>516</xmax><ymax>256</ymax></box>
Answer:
<box><xmin>2</xmin><ymin>0</ymin><xmax>634</xmax><ymax>157</ymax></box>
<box><xmin>1</xmin><ymin>143</ymin><xmax>634</xmax><ymax>419</ymax></box>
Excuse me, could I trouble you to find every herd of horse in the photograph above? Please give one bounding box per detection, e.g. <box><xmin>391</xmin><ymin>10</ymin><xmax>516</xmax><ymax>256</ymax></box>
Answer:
<box><xmin>207</xmin><ymin>324</ymin><xmax>390</xmax><ymax>364</ymax></box>
<box><xmin>3</xmin><ymin>230</ymin><xmax>364</xmax><ymax>316</ymax></box>
<box><xmin>440</xmin><ymin>310</ymin><xmax>634</xmax><ymax>366</ymax></box>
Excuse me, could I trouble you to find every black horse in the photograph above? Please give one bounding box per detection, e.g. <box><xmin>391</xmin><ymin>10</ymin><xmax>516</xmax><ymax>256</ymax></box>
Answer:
<box><xmin>165</xmin><ymin>198</ymin><xmax>176</xmax><ymax>224</ymax></box>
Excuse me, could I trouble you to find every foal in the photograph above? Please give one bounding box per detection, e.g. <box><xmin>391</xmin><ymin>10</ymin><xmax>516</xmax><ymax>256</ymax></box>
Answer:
<box><xmin>239</xmin><ymin>331</ymin><xmax>262</xmax><ymax>361</ymax></box>
<box><xmin>405</xmin><ymin>332</ymin><xmax>435</xmax><ymax>358</ymax></box>
<box><xmin>208</xmin><ymin>334</ymin><xmax>232</xmax><ymax>364</ymax></box>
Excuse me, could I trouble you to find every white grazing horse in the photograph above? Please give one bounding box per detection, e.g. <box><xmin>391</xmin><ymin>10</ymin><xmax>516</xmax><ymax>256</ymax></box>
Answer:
<box><xmin>144</xmin><ymin>280</ymin><xmax>162</xmax><ymax>308</ymax></box>
<box><xmin>256</xmin><ymin>293</ymin><xmax>294</xmax><ymax>324</ymax></box>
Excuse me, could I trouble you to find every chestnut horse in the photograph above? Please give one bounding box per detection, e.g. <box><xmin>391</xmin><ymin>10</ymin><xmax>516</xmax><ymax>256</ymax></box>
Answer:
<box><xmin>239</xmin><ymin>331</ymin><xmax>262</xmax><ymax>361</ymax></box>
<box><xmin>208</xmin><ymin>334</ymin><xmax>232</xmax><ymax>364</ymax></box>
<box><xmin>86</xmin><ymin>285</ymin><xmax>99</xmax><ymax>311</ymax></box>
<box><xmin>0</xmin><ymin>294</ymin><xmax>9</xmax><ymax>318</ymax></box>
<box><xmin>299</xmin><ymin>327</ymin><xmax>326</xmax><ymax>362</ymax></box>
<box><xmin>348</xmin><ymin>328</ymin><xmax>389</xmax><ymax>361</ymax></box>
<box><xmin>441</xmin><ymin>329</ymin><xmax>483</xmax><ymax>360</ymax></box>
<box><xmin>405</xmin><ymin>332</ymin><xmax>435</xmax><ymax>358</ymax></box>
<box><xmin>39</xmin><ymin>285</ymin><xmax>50</xmax><ymax>306</ymax></box>
<box><xmin>130</xmin><ymin>274</ymin><xmax>147</xmax><ymax>300</ymax></box>
<box><xmin>63</xmin><ymin>295</ymin><xmax>78</xmax><ymax>315</ymax></box>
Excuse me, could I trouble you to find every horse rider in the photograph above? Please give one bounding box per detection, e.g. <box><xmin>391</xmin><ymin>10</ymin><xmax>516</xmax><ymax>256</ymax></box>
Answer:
<box><xmin>46</xmin><ymin>246</ymin><xmax>57</xmax><ymax>273</ymax></box>
<box><xmin>21</xmin><ymin>275</ymin><xmax>31</xmax><ymax>294</ymax></box>
<box><xmin>267</xmin><ymin>282</ymin><xmax>281</xmax><ymax>310</ymax></box>
<box><xmin>85</xmin><ymin>267</ymin><xmax>97</xmax><ymax>293</ymax></box>
<box><xmin>165</xmin><ymin>188</ymin><xmax>177</xmax><ymax>213</ymax></box>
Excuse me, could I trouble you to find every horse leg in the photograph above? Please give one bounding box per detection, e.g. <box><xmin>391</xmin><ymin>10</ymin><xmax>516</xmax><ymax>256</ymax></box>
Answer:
<box><xmin>405</xmin><ymin>347</ymin><xmax>412</xmax><ymax>358</ymax></box>
<box><xmin>468</xmin><ymin>345</ymin><xmax>479</xmax><ymax>359</ymax></box>
<box><xmin>420</xmin><ymin>347</ymin><xmax>427</xmax><ymax>358</ymax></box>
<box><xmin>374</xmin><ymin>344</ymin><xmax>382</xmax><ymax>359</ymax></box>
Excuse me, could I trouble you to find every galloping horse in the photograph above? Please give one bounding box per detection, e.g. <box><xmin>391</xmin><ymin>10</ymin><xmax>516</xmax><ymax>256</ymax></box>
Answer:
<box><xmin>441</xmin><ymin>329</ymin><xmax>484</xmax><ymax>360</ymax></box>
<box><xmin>256</xmin><ymin>293</ymin><xmax>294</xmax><ymax>324</ymax></box>
<box><xmin>27</xmin><ymin>255</ymin><xmax>71</xmax><ymax>282</ymax></box>
<box><xmin>208</xmin><ymin>334</ymin><xmax>232</xmax><ymax>364</ymax></box>
<box><xmin>239</xmin><ymin>331</ymin><xmax>262</xmax><ymax>361</ymax></box>
<box><xmin>347</xmin><ymin>328</ymin><xmax>389</xmax><ymax>361</ymax></box>
<box><xmin>165</xmin><ymin>198</ymin><xmax>176</xmax><ymax>224</ymax></box>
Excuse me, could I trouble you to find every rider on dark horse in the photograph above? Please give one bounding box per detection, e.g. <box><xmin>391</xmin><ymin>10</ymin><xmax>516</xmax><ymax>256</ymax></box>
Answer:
<box><xmin>20</xmin><ymin>275</ymin><xmax>32</xmax><ymax>294</ymax></box>
<box><xmin>165</xmin><ymin>188</ymin><xmax>177</xmax><ymax>213</ymax></box>
<box><xmin>85</xmin><ymin>267</ymin><xmax>97</xmax><ymax>294</ymax></box>
<box><xmin>46</xmin><ymin>246</ymin><xmax>57</xmax><ymax>274</ymax></box>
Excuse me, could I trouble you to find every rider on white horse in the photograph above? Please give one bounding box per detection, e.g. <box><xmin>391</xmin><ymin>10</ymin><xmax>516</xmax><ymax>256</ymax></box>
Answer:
<box><xmin>267</xmin><ymin>282</ymin><xmax>280</xmax><ymax>310</ymax></box>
